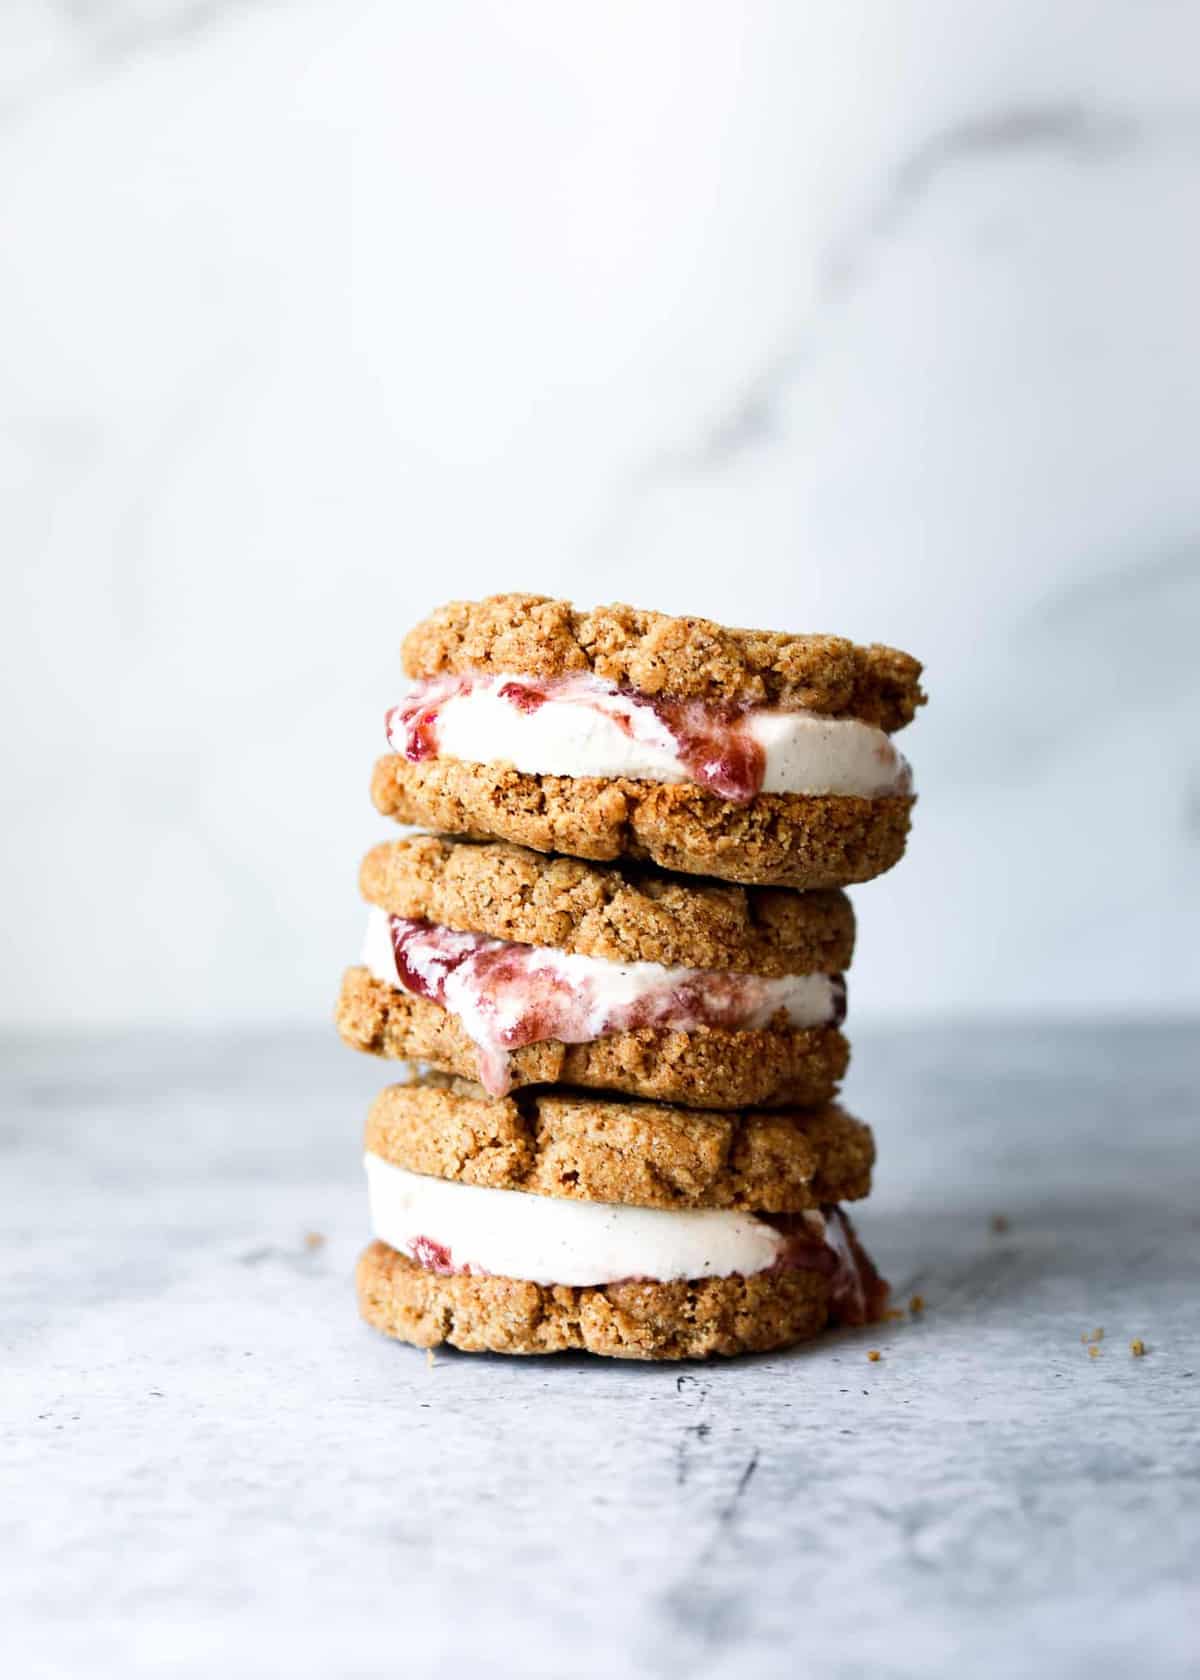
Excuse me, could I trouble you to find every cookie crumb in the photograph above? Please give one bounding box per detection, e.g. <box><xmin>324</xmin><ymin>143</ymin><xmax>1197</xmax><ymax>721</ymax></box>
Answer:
<box><xmin>1087</xmin><ymin>1344</ymin><xmax>1101</xmax><ymax>1359</ymax></box>
<box><xmin>867</xmin><ymin>1349</ymin><xmax>881</xmax><ymax>1362</ymax></box>
<box><xmin>1081</xmin><ymin>1327</ymin><xmax>1104</xmax><ymax>1344</ymax></box>
<box><xmin>909</xmin><ymin>1294</ymin><xmax>925</xmax><ymax>1315</ymax></box>
<box><xmin>426</xmin><ymin>1348</ymin><xmax>436</xmax><ymax>1370</ymax></box>
<box><xmin>990</xmin><ymin>1214</ymin><xmax>1009</xmax><ymax>1234</ymax></box>
<box><xmin>883</xmin><ymin>1307</ymin><xmax>906</xmax><ymax>1322</ymax></box>
<box><xmin>303</xmin><ymin>1231</ymin><xmax>326</xmax><ymax>1250</ymax></box>
<box><xmin>1130</xmin><ymin>1339</ymin><xmax>1146</xmax><ymax>1358</ymax></box>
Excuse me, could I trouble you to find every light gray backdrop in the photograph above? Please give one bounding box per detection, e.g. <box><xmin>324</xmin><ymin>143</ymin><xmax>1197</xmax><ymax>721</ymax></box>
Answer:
<box><xmin>3</xmin><ymin>1</ymin><xmax>1198</xmax><ymax>1027</ymax></box>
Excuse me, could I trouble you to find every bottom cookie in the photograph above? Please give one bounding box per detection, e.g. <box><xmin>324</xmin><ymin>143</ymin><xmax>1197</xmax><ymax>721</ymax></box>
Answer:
<box><xmin>356</xmin><ymin>1220</ymin><xmax>887</xmax><ymax>1361</ymax></box>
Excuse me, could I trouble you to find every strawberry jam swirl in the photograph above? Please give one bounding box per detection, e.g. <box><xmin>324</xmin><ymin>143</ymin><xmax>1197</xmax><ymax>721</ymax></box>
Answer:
<box><xmin>363</xmin><ymin>908</ymin><xmax>846</xmax><ymax>1097</ymax></box>
<box><xmin>364</xmin><ymin>1155</ymin><xmax>887</xmax><ymax>1318</ymax></box>
<box><xmin>385</xmin><ymin>671</ymin><xmax>912</xmax><ymax>803</ymax></box>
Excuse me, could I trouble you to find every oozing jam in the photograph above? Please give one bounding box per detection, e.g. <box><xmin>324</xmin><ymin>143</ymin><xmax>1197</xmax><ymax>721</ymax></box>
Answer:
<box><xmin>386</xmin><ymin>672</ymin><xmax>768</xmax><ymax>802</ymax></box>
<box><xmin>650</xmin><ymin>695</ymin><xmax>765</xmax><ymax>803</ymax></box>
<box><xmin>389</xmin><ymin>674</ymin><xmax>467</xmax><ymax>764</ymax></box>
<box><xmin>385</xmin><ymin>914</ymin><xmax>844</xmax><ymax>1096</ymax></box>
<box><xmin>408</xmin><ymin>1235</ymin><xmax>455</xmax><ymax>1274</ymax></box>
<box><xmin>764</xmin><ymin>1205</ymin><xmax>889</xmax><ymax>1326</ymax></box>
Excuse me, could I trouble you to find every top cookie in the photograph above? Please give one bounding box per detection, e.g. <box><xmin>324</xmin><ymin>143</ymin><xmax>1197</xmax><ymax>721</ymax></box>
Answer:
<box><xmin>402</xmin><ymin>594</ymin><xmax>924</xmax><ymax>731</ymax></box>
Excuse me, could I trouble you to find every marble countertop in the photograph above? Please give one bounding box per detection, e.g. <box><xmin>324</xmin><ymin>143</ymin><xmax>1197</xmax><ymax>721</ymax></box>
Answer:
<box><xmin>5</xmin><ymin>1022</ymin><xmax>1198</xmax><ymax>1678</ymax></box>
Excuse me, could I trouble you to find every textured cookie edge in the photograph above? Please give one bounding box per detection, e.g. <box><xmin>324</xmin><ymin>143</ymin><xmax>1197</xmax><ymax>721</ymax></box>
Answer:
<box><xmin>358</xmin><ymin>834</ymin><xmax>856</xmax><ymax>975</ymax></box>
<box><xmin>357</xmin><ymin>1240</ymin><xmax>837</xmax><ymax>1360</ymax></box>
<box><xmin>401</xmin><ymin>593</ymin><xmax>924</xmax><ymax>728</ymax></box>
<box><xmin>357</xmin><ymin>1074</ymin><xmax>875</xmax><ymax>1213</ymax></box>
<box><xmin>371</xmin><ymin>756</ymin><xmax>914</xmax><ymax>890</ymax></box>
<box><xmin>336</xmin><ymin>966</ymin><xmax>849</xmax><ymax>1111</ymax></box>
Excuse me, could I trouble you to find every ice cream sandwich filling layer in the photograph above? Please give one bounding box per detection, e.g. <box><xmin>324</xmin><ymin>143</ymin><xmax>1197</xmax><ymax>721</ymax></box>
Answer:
<box><xmin>362</xmin><ymin>907</ymin><xmax>846</xmax><ymax>1097</ymax></box>
<box><xmin>386</xmin><ymin>671</ymin><xmax>912</xmax><ymax>804</ymax></box>
<box><xmin>365</xmin><ymin>1153</ymin><xmax>881</xmax><ymax>1319</ymax></box>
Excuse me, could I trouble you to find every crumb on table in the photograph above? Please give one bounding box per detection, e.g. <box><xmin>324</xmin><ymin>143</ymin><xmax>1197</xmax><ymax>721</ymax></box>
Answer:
<box><xmin>909</xmin><ymin>1294</ymin><xmax>925</xmax><ymax>1315</ymax></box>
<box><xmin>303</xmin><ymin>1231</ymin><xmax>326</xmax><ymax>1250</ymax></box>
<box><xmin>1130</xmin><ymin>1338</ymin><xmax>1147</xmax><ymax>1357</ymax></box>
<box><xmin>867</xmin><ymin>1349</ymin><xmax>881</xmax><ymax>1362</ymax></box>
<box><xmin>1088</xmin><ymin>1344</ymin><xmax>1101</xmax><ymax>1359</ymax></box>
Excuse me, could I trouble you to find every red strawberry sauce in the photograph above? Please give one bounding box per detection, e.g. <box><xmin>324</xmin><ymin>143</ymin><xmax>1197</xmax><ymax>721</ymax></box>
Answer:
<box><xmin>764</xmin><ymin>1206</ymin><xmax>889</xmax><ymax>1326</ymax></box>
<box><xmin>407</xmin><ymin>1235</ymin><xmax>454</xmax><ymax>1274</ymax></box>
<box><xmin>387</xmin><ymin>914</ymin><xmax>841</xmax><ymax>1097</ymax></box>
<box><xmin>386</xmin><ymin>672</ymin><xmax>767</xmax><ymax>803</ymax></box>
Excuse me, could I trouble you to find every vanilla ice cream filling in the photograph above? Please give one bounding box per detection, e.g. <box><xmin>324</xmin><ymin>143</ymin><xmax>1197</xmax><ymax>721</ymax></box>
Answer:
<box><xmin>365</xmin><ymin>1154</ymin><xmax>820</xmax><ymax>1285</ymax></box>
<box><xmin>386</xmin><ymin>672</ymin><xmax>911</xmax><ymax>800</ymax></box>
<box><xmin>361</xmin><ymin>907</ymin><xmax>845</xmax><ymax>1095</ymax></box>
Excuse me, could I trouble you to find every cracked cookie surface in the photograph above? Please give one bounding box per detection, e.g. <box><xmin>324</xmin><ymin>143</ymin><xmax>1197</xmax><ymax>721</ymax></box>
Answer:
<box><xmin>357</xmin><ymin>1233</ymin><xmax>885</xmax><ymax>1359</ymax></box>
<box><xmin>359</xmin><ymin>835</ymin><xmax>855</xmax><ymax>974</ymax></box>
<box><xmin>371</xmin><ymin>756</ymin><xmax>914</xmax><ymax>890</ymax></box>
<box><xmin>361</xmin><ymin>1075</ymin><xmax>874</xmax><ymax>1212</ymax></box>
<box><xmin>403</xmin><ymin>593</ymin><xmax>923</xmax><ymax>727</ymax></box>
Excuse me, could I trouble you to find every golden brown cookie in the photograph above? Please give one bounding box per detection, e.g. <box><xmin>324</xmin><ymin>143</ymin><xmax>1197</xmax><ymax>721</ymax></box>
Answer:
<box><xmin>403</xmin><ymin>594</ymin><xmax>923</xmax><ymax>727</ymax></box>
<box><xmin>356</xmin><ymin>1227</ymin><xmax>887</xmax><ymax>1359</ymax></box>
<box><xmin>337</xmin><ymin>965</ymin><xmax>849</xmax><ymax>1109</ymax></box>
<box><xmin>359</xmin><ymin>834</ymin><xmax>855</xmax><ymax>974</ymax></box>
<box><xmin>361</xmin><ymin>1076</ymin><xmax>874</xmax><ymax>1212</ymax></box>
<box><xmin>371</xmin><ymin>756</ymin><xmax>914</xmax><ymax>890</ymax></box>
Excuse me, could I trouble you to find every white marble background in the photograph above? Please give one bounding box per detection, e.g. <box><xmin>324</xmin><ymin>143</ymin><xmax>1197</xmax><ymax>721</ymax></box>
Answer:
<box><xmin>2</xmin><ymin>1</ymin><xmax>1198</xmax><ymax>1028</ymax></box>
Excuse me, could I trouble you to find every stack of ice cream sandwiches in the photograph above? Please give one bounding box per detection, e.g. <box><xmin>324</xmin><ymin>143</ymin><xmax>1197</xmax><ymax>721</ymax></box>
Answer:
<box><xmin>337</xmin><ymin>594</ymin><xmax>924</xmax><ymax>1360</ymax></box>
